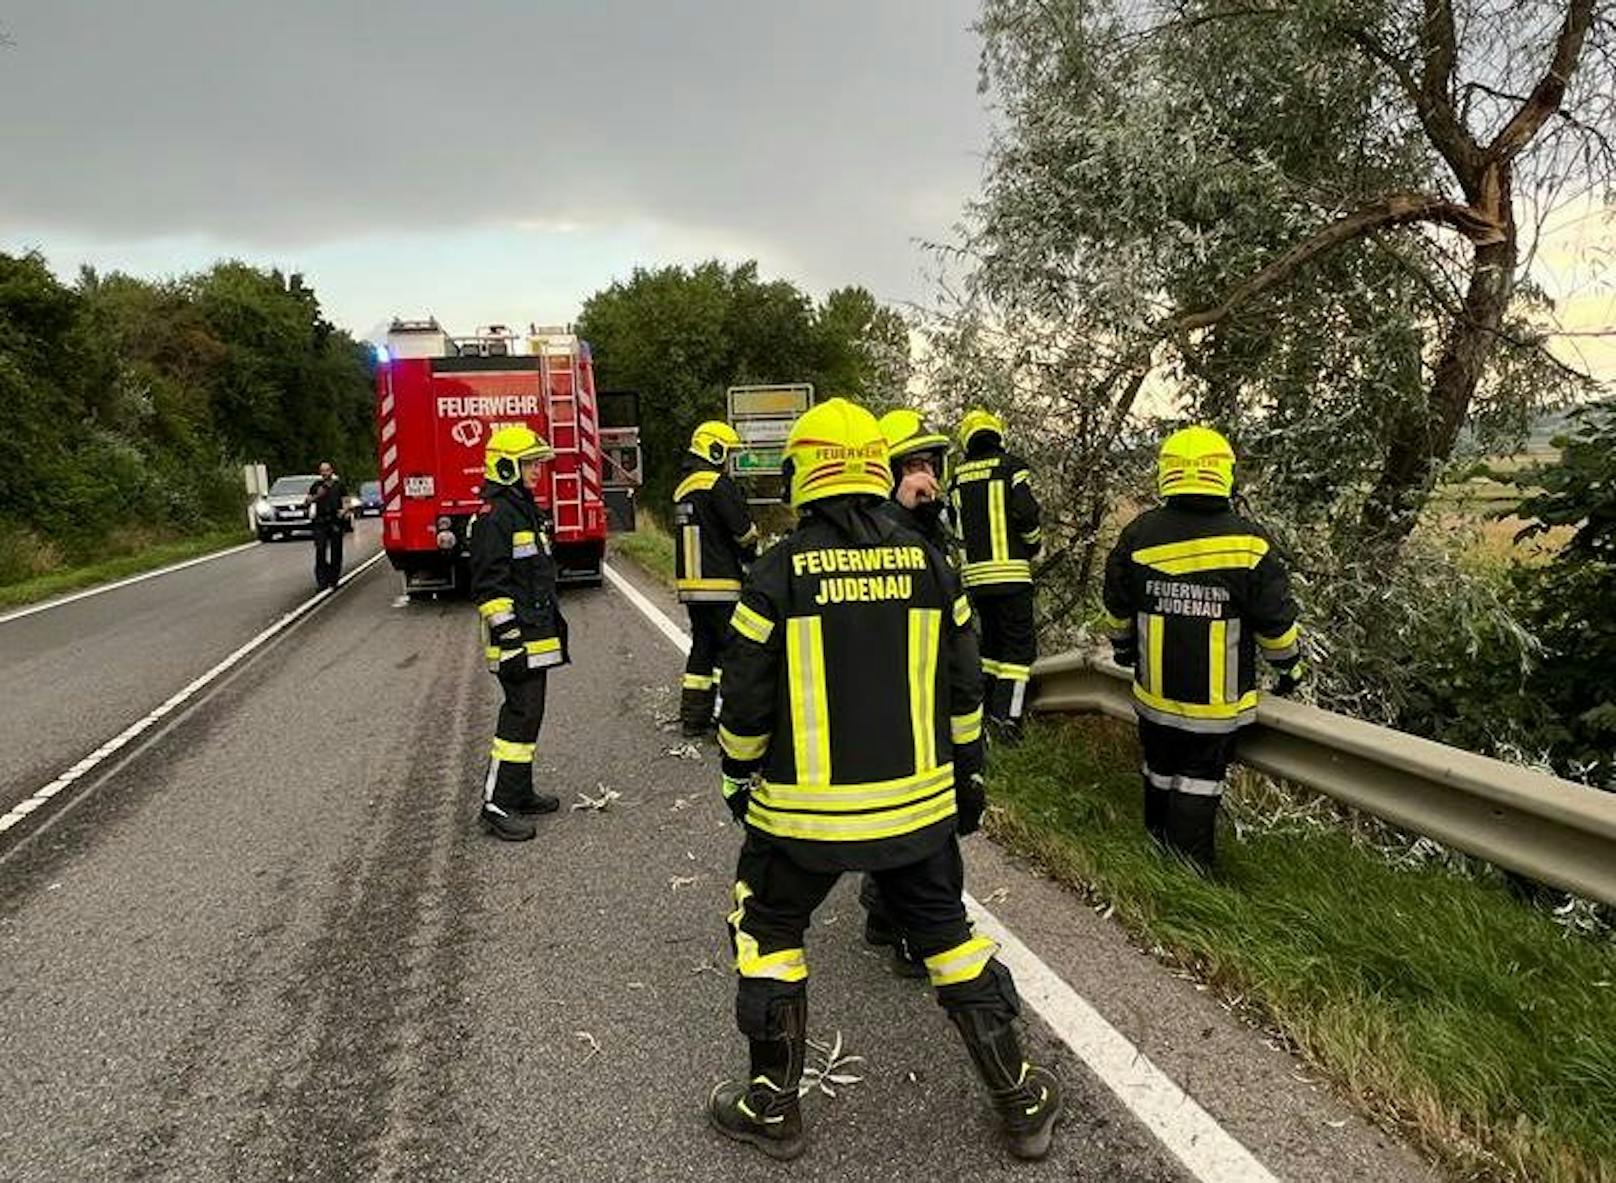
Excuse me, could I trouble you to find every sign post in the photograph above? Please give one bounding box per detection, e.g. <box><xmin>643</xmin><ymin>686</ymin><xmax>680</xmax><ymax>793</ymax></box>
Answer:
<box><xmin>726</xmin><ymin>384</ymin><xmax>813</xmax><ymax>503</ymax></box>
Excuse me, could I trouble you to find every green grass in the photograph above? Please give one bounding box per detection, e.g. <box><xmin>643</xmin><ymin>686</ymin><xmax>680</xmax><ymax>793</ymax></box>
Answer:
<box><xmin>988</xmin><ymin>717</ymin><xmax>1616</xmax><ymax>1183</ymax></box>
<box><xmin>0</xmin><ymin>527</ymin><xmax>253</xmax><ymax>611</ymax></box>
<box><xmin>607</xmin><ymin>517</ymin><xmax>677</xmax><ymax>590</ymax></box>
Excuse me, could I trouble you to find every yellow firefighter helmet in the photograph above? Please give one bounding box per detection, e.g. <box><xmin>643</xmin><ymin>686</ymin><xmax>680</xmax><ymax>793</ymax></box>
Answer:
<box><xmin>878</xmin><ymin>408</ymin><xmax>950</xmax><ymax>480</ymax></box>
<box><xmin>1157</xmin><ymin>425</ymin><xmax>1236</xmax><ymax>498</ymax></box>
<box><xmin>957</xmin><ymin>408</ymin><xmax>1006</xmax><ymax>451</ymax></box>
<box><xmin>484</xmin><ymin>424</ymin><xmax>554</xmax><ymax>485</ymax></box>
<box><xmin>782</xmin><ymin>398</ymin><xmax>893</xmax><ymax>508</ymax></box>
<box><xmin>689</xmin><ymin>420</ymin><xmax>743</xmax><ymax>465</ymax></box>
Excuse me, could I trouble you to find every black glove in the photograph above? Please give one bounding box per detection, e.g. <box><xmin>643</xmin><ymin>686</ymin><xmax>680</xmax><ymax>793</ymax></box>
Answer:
<box><xmin>721</xmin><ymin>775</ymin><xmax>751</xmax><ymax>824</ymax></box>
<box><xmin>955</xmin><ymin>773</ymin><xmax>986</xmax><ymax>836</ymax></box>
<box><xmin>1272</xmin><ymin>660</ymin><xmax>1309</xmax><ymax>698</ymax></box>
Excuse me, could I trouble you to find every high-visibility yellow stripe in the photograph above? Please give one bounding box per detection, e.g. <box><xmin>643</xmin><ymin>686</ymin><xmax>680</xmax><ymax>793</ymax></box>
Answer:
<box><xmin>1148</xmin><ymin>615</ymin><xmax>1164</xmax><ymax>696</ymax></box>
<box><xmin>737</xmin><ymin>524</ymin><xmax>760</xmax><ymax>546</ymax></box>
<box><xmin>731</xmin><ymin>602</ymin><xmax>775</xmax><ymax>645</ymax></box>
<box><xmin>1208</xmin><ymin>619</ymin><xmax>1227</xmax><ymax>705</ymax></box>
<box><xmin>746</xmin><ymin>786</ymin><xmax>956</xmax><ymax>843</ymax></box>
<box><xmin>960</xmin><ymin>559</ymin><xmax>1032</xmax><ymax>587</ymax></box>
<box><xmin>728</xmin><ymin>882</ymin><xmax>809</xmax><ymax>982</ymax></box>
<box><xmin>787</xmin><ymin>617</ymin><xmax>831</xmax><ymax>785</ymax></box>
<box><xmin>1101</xmin><ymin>610</ymin><xmax>1130</xmax><ymax>630</ymax></box>
<box><xmin>752</xmin><ymin>766</ymin><xmax>954</xmax><ymax>813</ymax></box>
<box><xmin>719</xmin><ymin>726</ymin><xmax>770</xmax><ymax>761</ymax></box>
<box><xmin>674</xmin><ymin>471</ymin><xmax>721</xmax><ymax>501</ymax></box>
<box><xmin>952</xmin><ymin>595</ymin><xmax>973</xmax><ymax>627</ymax></box>
<box><xmin>676</xmin><ymin>577</ymin><xmax>743</xmax><ymax>591</ymax></box>
<box><xmin>681</xmin><ymin>525</ymin><xmax>701</xmax><ymax>581</ymax></box>
<box><xmin>1011</xmin><ymin>468</ymin><xmax>1030</xmax><ymax>487</ymax></box>
<box><xmin>982</xmin><ymin>658</ymin><xmax>1031</xmax><ymax>682</ymax></box>
<box><xmin>1020</xmin><ymin>528</ymin><xmax>1042</xmax><ymax>545</ymax></box>
<box><xmin>1132</xmin><ymin>533</ymin><xmax>1268</xmax><ymax>575</ymax></box>
<box><xmin>952</xmin><ymin>707</ymin><xmax>983</xmax><ymax>745</ymax></box>
<box><xmin>478</xmin><ymin>596</ymin><xmax>514</xmax><ymax>620</ymax></box>
<box><xmin>1257</xmin><ymin>623</ymin><xmax>1299</xmax><ymax>651</ymax></box>
<box><xmin>908</xmin><ymin>608</ymin><xmax>941</xmax><ymax>772</ymax></box>
<box><xmin>1132</xmin><ymin>682</ymin><xmax>1260</xmax><ymax>720</ymax></box>
<box><xmin>491</xmin><ymin>737</ymin><xmax>535</xmax><ymax>763</ymax></box>
<box><xmin>924</xmin><ymin>935</ymin><xmax>999</xmax><ymax>987</ymax></box>
<box><xmin>988</xmin><ymin>482</ymin><xmax>1009</xmax><ymax>561</ymax></box>
<box><xmin>683</xmin><ymin>672</ymin><xmax>715</xmax><ymax>690</ymax></box>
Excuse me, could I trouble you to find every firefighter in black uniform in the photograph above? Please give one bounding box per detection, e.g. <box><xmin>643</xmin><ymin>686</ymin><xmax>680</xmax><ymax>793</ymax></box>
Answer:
<box><xmin>470</xmin><ymin>425</ymin><xmax>569</xmax><ymax>842</ymax></box>
<box><xmin>673</xmin><ymin>420</ymin><xmax>759</xmax><ymax>736</ymax></box>
<box><xmin>949</xmin><ymin>409</ymin><xmax>1042</xmax><ymax>739</ymax></box>
<box><xmin>709</xmin><ymin>398</ymin><xmax>1060</xmax><ymax>1162</ymax></box>
<box><xmin>1101</xmin><ymin>426</ymin><xmax>1305</xmax><ymax>869</ymax></box>
<box><xmin>860</xmin><ymin>408</ymin><xmax>957</xmax><ymax>976</ymax></box>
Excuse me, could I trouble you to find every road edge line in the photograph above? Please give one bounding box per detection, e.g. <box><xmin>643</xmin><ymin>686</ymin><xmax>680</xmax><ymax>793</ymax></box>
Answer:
<box><xmin>0</xmin><ymin>551</ymin><xmax>388</xmax><ymax>837</ymax></box>
<box><xmin>601</xmin><ymin>557</ymin><xmax>1278</xmax><ymax>1183</ymax></box>
<box><xmin>0</xmin><ymin>540</ymin><xmax>264</xmax><ymax>626</ymax></box>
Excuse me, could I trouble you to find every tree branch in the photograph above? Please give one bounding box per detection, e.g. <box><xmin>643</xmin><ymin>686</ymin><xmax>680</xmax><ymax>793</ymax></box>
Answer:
<box><xmin>1490</xmin><ymin>0</ymin><xmax>1597</xmax><ymax>162</ymax></box>
<box><xmin>1341</xmin><ymin>22</ymin><xmax>1479</xmax><ymax>184</ymax></box>
<box><xmin>1175</xmin><ymin>192</ymin><xmax>1505</xmax><ymax>334</ymax></box>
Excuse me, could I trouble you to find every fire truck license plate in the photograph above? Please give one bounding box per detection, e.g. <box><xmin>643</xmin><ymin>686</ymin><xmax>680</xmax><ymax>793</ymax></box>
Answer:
<box><xmin>405</xmin><ymin>475</ymin><xmax>434</xmax><ymax>498</ymax></box>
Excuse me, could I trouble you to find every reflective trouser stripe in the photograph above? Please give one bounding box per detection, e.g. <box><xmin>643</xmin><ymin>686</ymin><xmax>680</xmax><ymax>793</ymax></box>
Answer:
<box><xmin>1142</xmin><ymin>766</ymin><xmax>1225</xmax><ymax>796</ymax></box>
<box><xmin>728</xmin><ymin>882</ymin><xmax>808</xmax><ymax>982</ymax></box>
<box><xmin>908</xmin><ymin>608</ymin><xmax>942</xmax><ymax>772</ymax></box>
<box><xmin>981</xmin><ymin>658</ymin><xmax>1031</xmax><ymax>682</ymax></box>
<box><xmin>924</xmin><ymin>935</ymin><xmax>999</xmax><ymax>987</ymax></box>
<box><xmin>491</xmin><ymin>737</ymin><xmax>535</xmax><ymax>763</ymax></box>
<box><xmin>786</xmin><ymin>617</ymin><xmax>830</xmax><ymax>784</ymax></box>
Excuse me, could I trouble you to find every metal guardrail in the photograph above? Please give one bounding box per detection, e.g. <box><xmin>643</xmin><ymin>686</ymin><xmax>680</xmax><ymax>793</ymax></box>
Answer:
<box><xmin>1029</xmin><ymin>649</ymin><xmax>1616</xmax><ymax>908</ymax></box>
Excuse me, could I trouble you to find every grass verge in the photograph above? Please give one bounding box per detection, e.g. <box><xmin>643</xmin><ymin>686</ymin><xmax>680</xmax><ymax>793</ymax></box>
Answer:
<box><xmin>988</xmin><ymin>717</ymin><xmax>1616</xmax><ymax>1183</ymax></box>
<box><xmin>607</xmin><ymin>516</ymin><xmax>676</xmax><ymax>591</ymax></box>
<box><xmin>0</xmin><ymin>527</ymin><xmax>253</xmax><ymax>611</ymax></box>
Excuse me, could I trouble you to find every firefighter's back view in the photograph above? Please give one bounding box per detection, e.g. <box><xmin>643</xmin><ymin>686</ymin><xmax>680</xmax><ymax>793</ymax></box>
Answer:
<box><xmin>950</xmin><ymin>409</ymin><xmax>1042</xmax><ymax>739</ymax></box>
<box><xmin>673</xmin><ymin>420</ymin><xmax>759</xmax><ymax>736</ymax></box>
<box><xmin>710</xmin><ymin>398</ymin><xmax>1061</xmax><ymax>1162</ymax></box>
<box><xmin>470</xmin><ymin>425</ymin><xmax>569</xmax><ymax>842</ymax></box>
<box><xmin>1101</xmin><ymin>426</ymin><xmax>1305</xmax><ymax>868</ymax></box>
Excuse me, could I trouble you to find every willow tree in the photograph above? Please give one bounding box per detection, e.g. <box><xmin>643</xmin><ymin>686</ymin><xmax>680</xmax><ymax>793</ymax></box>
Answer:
<box><xmin>939</xmin><ymin>0</ymin><xmax>1613</xmax><ymax>595</ymax></box>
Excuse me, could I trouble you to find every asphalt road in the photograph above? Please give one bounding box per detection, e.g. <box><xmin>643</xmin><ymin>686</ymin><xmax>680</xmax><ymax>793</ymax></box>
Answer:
<box><xmin>0</xmin><ymin>523</ymin><xmax>382</xmax><ymax>814</ymax></box>
<box><xmin>0</xmin><ymin>546</ymin><xmax>1438</xmax><ymax>1182</ymax></box>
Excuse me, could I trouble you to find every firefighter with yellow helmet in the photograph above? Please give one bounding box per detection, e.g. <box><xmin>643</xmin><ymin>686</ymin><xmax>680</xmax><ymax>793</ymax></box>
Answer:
<box><xmin>673</xmin><ymin>420</ymin><xmax>760</xmax><ymax>735</ymax></box>
<box><xmin>949</xmin><ymin>409</ymin><xmax>1043</xmax><ymax>739</ymax></box>
<box><xmin>708</xmin><ymin>397</ymin><xmax>1061</xmax><ymax>1162</ymax></box>
<box><xmin>1101</xmin><ymin>426</ymin><xmax>1305</xmax><ymax>867</ymax></box>
<box><xmin>470</xmin><ymin>425</ymin><xmax>569</xmax><ymax>841</ymax></box>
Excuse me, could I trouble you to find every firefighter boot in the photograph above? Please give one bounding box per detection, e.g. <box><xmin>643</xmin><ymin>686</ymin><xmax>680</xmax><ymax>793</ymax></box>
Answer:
<box><xmin>479</xmin><ymin>803</ymin><xmax>536</xmax><ymax>842</ymax></box>
<box><xmin>708</xmin><ymin>999</ymin><xmax>807</xmax><ymax>1160</ymax></box>
<box><xmin>513</xmin><ymin>791</ymin><xmax>561</xmax><ymax>815</ymax></box>
<box><xmin>680</xmin><ymin>685</ymin><xmax>718</xmax><ymax>738</ymax></box>
<box><xmin>953</xmin><ymin>1012</ymin><xmax>1062</xmax><ymax>1161</ymax></box>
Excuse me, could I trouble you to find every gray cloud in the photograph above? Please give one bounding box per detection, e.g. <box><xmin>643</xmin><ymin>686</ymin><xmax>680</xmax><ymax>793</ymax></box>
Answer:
<box><xmin>0</xmin><ymin>1</ymin><xmax>990</xmax><ymax>302</ymax></box>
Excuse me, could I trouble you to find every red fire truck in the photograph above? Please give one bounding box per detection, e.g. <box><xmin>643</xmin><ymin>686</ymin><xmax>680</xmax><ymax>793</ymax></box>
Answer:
<box><xmin>375</xmin><ymin>319</ymin><xmax>621</xmax><ymax>595</ymax></box>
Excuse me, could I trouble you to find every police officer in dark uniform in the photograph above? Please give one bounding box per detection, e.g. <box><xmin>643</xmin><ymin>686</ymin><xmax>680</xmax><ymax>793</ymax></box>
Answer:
<box><xmin>305</xmin><ymin>461</ymin><xmax>348</xmax><ymax>590</ymax></box>
<box><xmin>708</xmin><ymin>398</ymin><xmax>1060</xmax><ymax>1162</ymax></box>
<box><xmin>471</xmin><ymin>426</ymin><xmax>569</xmax><ymax>842</ymax></box>
<box><xmin>949</xmin><ymin>410</ymin><xmax>1042</xmax><ymax>739</ymax></box>
<box><xmin>1102</xmin><ymin>426</ymin><xmax>1305</xmax><ymax>869</ymax></box>
<box><xmin>673</xmin><ymin>420</ymin><xmax>759</xmax><ymax>736</ymax></box>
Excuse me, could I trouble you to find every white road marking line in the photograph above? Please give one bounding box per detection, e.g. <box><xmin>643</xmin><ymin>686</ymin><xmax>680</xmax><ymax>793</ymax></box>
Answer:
<box><xmin>603</xmin><ymin>557</ymin><xmax>1277</xmax><ymax>1183</ymax></box>
<box><xmin>601</xmin><ymin>562</ymin><xmax>690</xmax><ymax>654</ymax></box>
<box><xmin>0</xmin><ymin>551</ymin><xmax>388</xmax><ymax>836</ymax></box>
<box><xmin>0</xmin><ymin>541</ymin><xmax>263</xmax><ymax>626</ymax></box>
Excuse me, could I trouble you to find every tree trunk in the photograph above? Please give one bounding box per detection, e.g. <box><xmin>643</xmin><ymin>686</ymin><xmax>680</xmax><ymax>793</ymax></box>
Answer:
<box><xmin>1359</xmin><ymin>169</ymin><xmax>1519</xmax><ymax>543</ymax></box>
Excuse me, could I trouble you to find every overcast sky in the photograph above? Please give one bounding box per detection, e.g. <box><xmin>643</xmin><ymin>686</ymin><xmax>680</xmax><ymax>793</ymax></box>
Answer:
<box><xmin>0</xmin><ymin>1</ymin><xmax>991</xmax><ymax>338</ymax></box>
